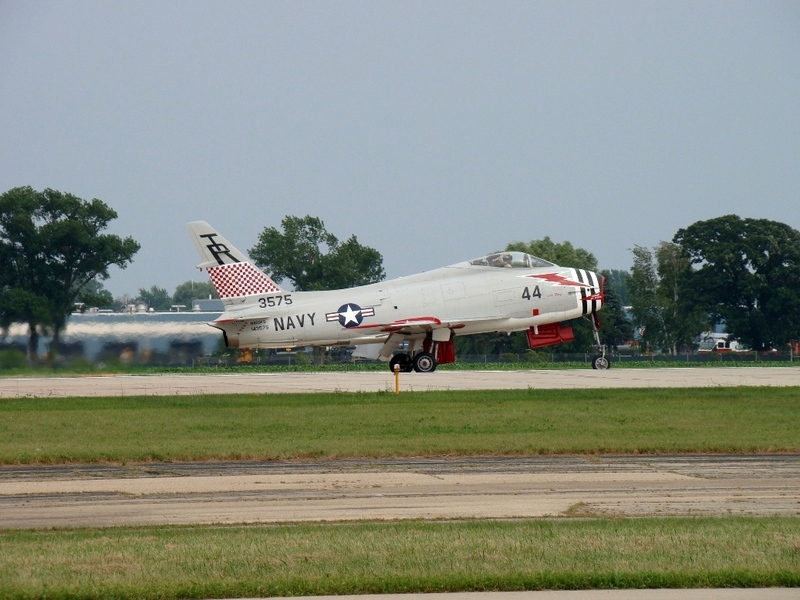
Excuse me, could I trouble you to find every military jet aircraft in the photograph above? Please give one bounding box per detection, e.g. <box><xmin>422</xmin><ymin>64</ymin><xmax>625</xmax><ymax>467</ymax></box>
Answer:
<box><xmin>188</xmin><ymin>221</ymin><xmax>609</xmax><ymax>372</ymax></box>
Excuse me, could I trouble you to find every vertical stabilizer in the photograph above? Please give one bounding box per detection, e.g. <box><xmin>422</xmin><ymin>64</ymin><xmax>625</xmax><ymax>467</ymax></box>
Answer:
<box><xmin>187</xmin><ymin>221</ymin><xmax>284</xmax><ymax>299</ymax></box>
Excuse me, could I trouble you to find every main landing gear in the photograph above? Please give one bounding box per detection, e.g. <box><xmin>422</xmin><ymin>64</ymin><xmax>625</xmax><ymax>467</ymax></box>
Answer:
<box><xmin>388</xmin><ymin>335</ymin><xmax>455</xmax><ymax>374</ymax></box>
<box><xmin>589</xmin><ymin>312</ymin><xmax>611</xmax><ymax>370</ymax></box>
<box><xmin>389</xmin><ymin>351</ymin><xmax>437</xmax><ymax>373</ymax></box>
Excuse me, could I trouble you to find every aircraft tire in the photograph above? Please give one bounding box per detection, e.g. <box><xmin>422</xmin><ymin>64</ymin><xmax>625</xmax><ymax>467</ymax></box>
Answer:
<box><xmin>591</xmin><ymin>355</ymin><xmax>611</xmax><ymax>370</ymax></box>
<box><xmin>389</xmin><ymin>353</ymin><xmax>413</xmax><ymax>373</ymax></box>
<box><xmin>413</xmin><ymin>351</ymin><xmax>437</xmax><ymax>373</ymax></box>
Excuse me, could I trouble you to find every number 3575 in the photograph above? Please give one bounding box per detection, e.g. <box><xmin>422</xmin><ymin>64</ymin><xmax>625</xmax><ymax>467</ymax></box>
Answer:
<box><xmin>258</xmin><ymin>294</ymin><xmax>293</xmax><ymax>308</ymax></box>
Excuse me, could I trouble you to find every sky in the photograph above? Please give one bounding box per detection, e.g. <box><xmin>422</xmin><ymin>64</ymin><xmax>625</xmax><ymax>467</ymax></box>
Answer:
<box><xmin>2</xmin><ymin>1</ymin><xmax>799</xmax><ymax>300</ymax></box>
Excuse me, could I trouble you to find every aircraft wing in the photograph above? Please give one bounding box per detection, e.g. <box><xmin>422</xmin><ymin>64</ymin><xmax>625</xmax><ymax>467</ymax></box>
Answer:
<box><xmin>350</xmin><ymin>316</ymin><xmax>475</xmax><ymax>335</ymax></box>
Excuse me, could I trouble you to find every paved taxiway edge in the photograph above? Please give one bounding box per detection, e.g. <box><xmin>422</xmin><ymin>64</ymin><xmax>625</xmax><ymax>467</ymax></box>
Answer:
<box><xmin>3</xmin><ymin>456</ymin><xmax>798</xmax><ymax>529</ymax></box>
<box><xmin>2</xmin><ymin>366</ymin><xmax>800</xmax><ymax>397</ymax></box>
<box><xmin>250</xmin><ymin>591</ymin><xmax>800</xmax><ymax>600</ymax></box>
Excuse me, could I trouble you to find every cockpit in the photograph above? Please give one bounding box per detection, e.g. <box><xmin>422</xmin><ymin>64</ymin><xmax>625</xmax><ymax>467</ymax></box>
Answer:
<box><xmin>468</xmin><ymin>251</ymin><xmax>556</xmax><ymax>269</ymax></box>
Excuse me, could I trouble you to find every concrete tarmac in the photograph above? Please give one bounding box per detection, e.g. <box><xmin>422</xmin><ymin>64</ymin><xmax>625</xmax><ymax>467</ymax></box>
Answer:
<box><xmin>2</xmin><ymin>368</ymin><xmax>798</xmax><ymax>599</ymax></box>
<box><xmin>1</xmin><ymin>365</ymin><xmax>800</xmax><ymax>398</ymax></box>
<box><xmin>2</xmin><ymin>455</ymin><xmax>799</xmax><ymax>528</ymax></box>
<box><xmin>255</xmin><ymin>592</ymin><xmax>798</xmax><ymax>600</ymax></box>
<box><xmin>257</xmin><ymin>592</ymin><xmax>798</xmax><ymax>600</ymax></box>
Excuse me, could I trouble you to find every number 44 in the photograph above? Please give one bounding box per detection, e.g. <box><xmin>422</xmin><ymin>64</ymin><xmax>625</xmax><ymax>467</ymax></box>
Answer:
<box><xmin>521</xmin><ymin>286</ymin><xmax>541</xmax><ymax>300</ymax></box>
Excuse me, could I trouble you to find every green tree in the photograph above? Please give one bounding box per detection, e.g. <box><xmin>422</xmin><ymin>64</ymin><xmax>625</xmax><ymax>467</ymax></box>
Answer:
<box><xmin>74</xmin><ymin>279</ymin><xmax>114</xmax><ymax>310</ymax></box>
<box><xmin>137</xmin><ymin>286</ymin><xmax>172</xmax><ymax>311</ymax></box>
<box><xmin>674</xmin><ymin>215</ymin><xmax>800</xmax><ymax>350</ymax></box>
<box><xmin>0</xmin><ymin>288</ymin><xmax>52</xmax><ymax>355</ymax></box>
<box><xmin>0</xmin><ymin>186</ymin><xmax>140</xmax><ymax>360</ymax></box>
<box><xmin>249</xmin><ymin>215</ymin><xmax>385</xmax><ymax>291</ymax></box>
<box><xmin>507</xmin><ymin>237</ymin><xmax>598</xmax><ymax>271</ymax></box>
<box><xmin>598</xmin><ymin>270</ymin><xmax>632</xmax><ymax>349</ymax></box>
<box><xmin>172</xmin><ymin>280</ymin><xmax>219</xmax><ymax>309</ymax></box>
<box><xmin>603</xmin><ymin>269</ymin><xmax>630</xmax><ymax>306</ymax></box>
<box><xmin>628</xmin><ymin>245</ymin><xmax>659</xmax><ymax>352</ymax></box>
<box><xmin>629</xmin><ymin>242</ymin><xmax>706</xmax><ymax>354</ymax></box>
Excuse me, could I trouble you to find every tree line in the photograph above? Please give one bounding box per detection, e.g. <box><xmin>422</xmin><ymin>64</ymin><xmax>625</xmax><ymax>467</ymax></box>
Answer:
<box><xmin>3</xmin><ymin>186</ymin><xmax>800</xmax><ymax>362</ymax></box>
<box><xmin>0</xmin><ymin>187</ymin><xmax>139</xmax><ymax>360</ymax></box>
<box><xmin>630</xmin><ymin>215</ymin><xmax>800</xmax><ymax>353</ymax></box>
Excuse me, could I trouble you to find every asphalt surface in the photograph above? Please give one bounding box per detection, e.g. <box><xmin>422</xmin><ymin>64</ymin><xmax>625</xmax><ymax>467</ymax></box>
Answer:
<box><xmin>255</xmin><ymin>592</ymin><xmax>799</xmax><ymax>600</ymax></box>
<box><xmin>258</xmin><ymin>593</ymin><xmax>799</xmax><ymax>600</ymax></box>
<box><xmin>2</xmin><ymin>365</ymin><xmax>800</xmax><ymax>397</ymax></box>
<box><xmin>2</xmin><ymin>455</ymin><xmax>799</xmax><ymax>529</ymax></box>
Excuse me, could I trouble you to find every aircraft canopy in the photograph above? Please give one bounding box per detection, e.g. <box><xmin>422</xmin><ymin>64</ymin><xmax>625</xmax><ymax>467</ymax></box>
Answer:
<box><xmin>468</xmin><ymin>251</ymin><xmax>555</xmax><ymax>269</ymax></box>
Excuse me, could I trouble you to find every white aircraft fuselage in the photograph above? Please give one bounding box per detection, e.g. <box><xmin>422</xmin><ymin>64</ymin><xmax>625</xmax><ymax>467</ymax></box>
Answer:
<box><xmin>188</xmin><ymin>221</ymin><xmax>608</xmax><ymax>372</ymax></box>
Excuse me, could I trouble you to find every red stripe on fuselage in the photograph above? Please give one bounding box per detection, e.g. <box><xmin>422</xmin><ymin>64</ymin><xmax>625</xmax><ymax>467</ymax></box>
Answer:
<box><xmin>525</xmin><ymin>272</ymin><xmax>592</xmax><ymax>287</ymax></box>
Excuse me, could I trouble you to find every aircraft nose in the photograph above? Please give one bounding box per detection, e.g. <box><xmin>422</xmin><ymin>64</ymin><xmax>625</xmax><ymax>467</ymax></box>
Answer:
<box><xmin>585</xmin><ymin>271</ymin><xmax>604</xmax><ymax>314</ymax></box>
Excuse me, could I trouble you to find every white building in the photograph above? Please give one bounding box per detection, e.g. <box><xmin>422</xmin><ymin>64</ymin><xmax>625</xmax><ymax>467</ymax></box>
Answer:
<box><xmin>2</xmin><ymin>310</ymin><xmax>223</xmax><ymax>364</ymax></box>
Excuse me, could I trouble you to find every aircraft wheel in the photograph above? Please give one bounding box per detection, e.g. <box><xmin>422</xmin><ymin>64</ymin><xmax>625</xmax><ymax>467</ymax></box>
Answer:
<box><xmin>413</xmin><ymin>351</ymin><xmax>437</xmax><ymax>373</ymax></box>
<box><xmin>389</xmin><ymin>353</ymin><xmax>413</xmax><ymax>373</ymax></box>
<box><xmin>592</xmin><ymin>355</ymin><xmax>611</xmax><ymax>370</ymax></box>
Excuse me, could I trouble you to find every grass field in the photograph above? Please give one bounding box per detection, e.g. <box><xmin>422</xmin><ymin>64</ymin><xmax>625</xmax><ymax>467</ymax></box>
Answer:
<box><xmin>1</xmin><ymin>385</ymin><xmax>799</xmax><ymax>598</ymax></box>
<box><xmin>0</xmin><ymin>387</ymin><xmax>798</xmax><ymax>463</ymax></box>
<box><xmin>2</xmin><ymin>517</ymin><xmax>799</xmax><ymax>599</ymax></box>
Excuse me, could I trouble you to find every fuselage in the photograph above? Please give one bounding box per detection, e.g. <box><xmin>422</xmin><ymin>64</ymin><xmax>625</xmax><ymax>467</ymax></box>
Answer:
<box><xmin>211</xmin><ymin>257</ymin><xmax>602</xmax><ymax>350</ymax></box>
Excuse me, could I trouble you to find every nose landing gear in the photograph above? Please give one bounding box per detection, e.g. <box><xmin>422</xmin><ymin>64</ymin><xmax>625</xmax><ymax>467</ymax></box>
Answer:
<box><xmin>589</xmin><ymin>312</ymin><xmax>611</xmax><ymax>370</ymax></box>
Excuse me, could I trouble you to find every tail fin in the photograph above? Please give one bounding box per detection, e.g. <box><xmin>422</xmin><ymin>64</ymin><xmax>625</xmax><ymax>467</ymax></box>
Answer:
<box><xmin>187</xmin><ymin>221</ymin><xmax>284</xmax><ymax>300</ymax></box>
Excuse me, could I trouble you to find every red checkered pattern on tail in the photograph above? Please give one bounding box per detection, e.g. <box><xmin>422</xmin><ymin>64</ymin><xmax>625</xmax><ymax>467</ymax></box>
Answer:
<box><xmin>207</xmin><ymin>262</ymin><xmax>280</xmax><ymax>298</ymax></box>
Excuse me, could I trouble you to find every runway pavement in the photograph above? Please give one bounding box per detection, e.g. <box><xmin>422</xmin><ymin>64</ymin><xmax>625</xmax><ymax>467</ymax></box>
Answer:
<box><xmin>1</xmin><ymin>365</ymin><xmax>800</xmax><ymax>397</ymax></box>
<box><xmin>257</xmin><ymin>592</ymin><xmax>800</xmax><ymax>600</ymax></box>
<box><xmin>2</xmin><ymin>455</ymin><xmax>799</xmax><ymax>529</ymax></box>
<box><xmin>264</xmin><ymin>592</ymin><xmax>800</xmax><ymax>600</ymax></box>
